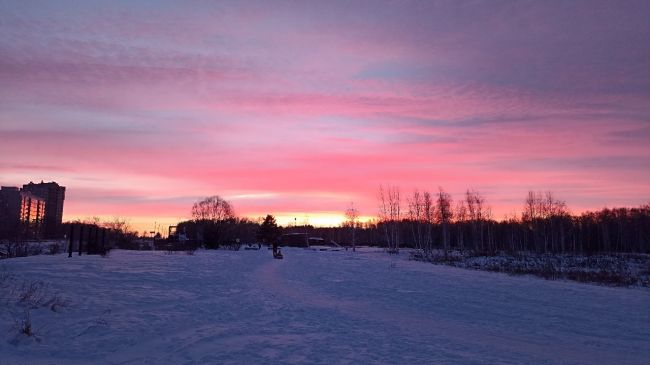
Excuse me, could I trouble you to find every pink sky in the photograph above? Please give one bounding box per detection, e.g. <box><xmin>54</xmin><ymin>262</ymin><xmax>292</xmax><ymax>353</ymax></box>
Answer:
<box><xmin>1</xmin><ymin>1</ymin><xmax>649</xmax><ymax>232</ymax></box>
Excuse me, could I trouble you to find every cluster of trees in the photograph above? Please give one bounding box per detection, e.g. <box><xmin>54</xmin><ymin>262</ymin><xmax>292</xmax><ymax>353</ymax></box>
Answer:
<box><xmin>102</xmin><ymin>192</ymin><xmax>649</xmax><ymax>256</ymax></box>
<box><xmin>375</xmin><ymin>185</ymin><xmax>465</xmax><ymax>257</ymax></box>
<box><xmin>177</xmin><ymin>196</ymin><xmax>291</xmax><ymax>250</ymax></box>
<box><xmin>177</xmin><ymin>189</ymin><xmax>649</xmax><ymax>256</ymax></box>
<box><xmin>177</xmin><ymin>196</ymin><xmax>371</xmax><ymax>251</ymax></box>
<box><xmin>62</xmin><ymin>217</ymin><xmax>137</xmax><ymax>250</ymax></box>
<box><xmin>369</xmin><ymin>186</ymin><xmax>650</xmax><ymax>255</ymax></box>
<box><xmin>176</xmin><ymin>196</ymin><xmax>259</xmax><ymax>249</ymax></box>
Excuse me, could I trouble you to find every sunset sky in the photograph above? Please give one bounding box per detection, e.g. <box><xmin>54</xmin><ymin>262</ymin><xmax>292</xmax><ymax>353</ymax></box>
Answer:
<box><xmin>1</xmin><ymin>1</ymin><xmax>649</xmax><ymax>233</ymax></box>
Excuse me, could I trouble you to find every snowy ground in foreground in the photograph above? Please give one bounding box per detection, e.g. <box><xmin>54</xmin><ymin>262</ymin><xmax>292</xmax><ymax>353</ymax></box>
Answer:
<box><xmin>1</xmin><ymin>248</ymin><xmax>649</xmax><ymax>365</ymax></box>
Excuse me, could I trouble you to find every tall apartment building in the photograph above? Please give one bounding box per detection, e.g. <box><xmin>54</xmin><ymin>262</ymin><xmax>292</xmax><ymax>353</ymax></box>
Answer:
<box><xmin>22</xmin><ymin>181</ymin><xmax>66</xmax><ymax>238</ymax></box>
<box><xmin>0</xmin><ymin>186</ymin><xmax>46</xmax><ymax>238</ymax></box>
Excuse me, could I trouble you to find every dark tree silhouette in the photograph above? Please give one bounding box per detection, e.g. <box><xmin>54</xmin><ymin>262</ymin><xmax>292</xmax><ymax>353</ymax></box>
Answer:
<box><xmin>191</xmin><ymin>195</ymin><xmax>234</xmax><ymax>221</ymax></box>
<box><xmin>436</xmin><ymin>188</ymin><xmax>453</xmax><ymax>260</ymax></box>
<box><xmin>378</xmin><ymin>185</ymin><xmax>401</xmax><ymax>253</ymax></box>
<box><xmin>258</xmin><ymin>214</ymin><xmax>280</xmax><ymax>246</ymax></box>
<box><xmin>187</xmin><ymin>195</ymin><xmax>237</xmax><ymax>249</ymax></box>
<box><xmin>344</xmin><ymin>203</ymin><xmax>359</xmax><ymax>251</ymax></box>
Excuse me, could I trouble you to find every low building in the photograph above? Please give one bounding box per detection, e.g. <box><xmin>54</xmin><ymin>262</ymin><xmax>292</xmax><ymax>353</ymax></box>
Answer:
<box><xmin>280</xmin><ymin>233</ymin><xmax>333</xmax><ymax>247</ymax></box>
<box><xmin>281</xmin><ymin>233</ymin><xmax>309</xmax><ymax>247</ymax></box>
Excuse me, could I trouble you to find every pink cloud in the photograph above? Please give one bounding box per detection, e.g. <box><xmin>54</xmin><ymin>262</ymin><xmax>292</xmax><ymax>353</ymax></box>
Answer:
<box><xmin>1</xmin><ymin>1</ymin><xmax>648</xmax><ymax>229</ymax></box>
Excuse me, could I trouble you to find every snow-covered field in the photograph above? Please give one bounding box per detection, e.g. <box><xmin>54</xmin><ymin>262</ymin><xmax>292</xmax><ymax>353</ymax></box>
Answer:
<box><xmin>1</xmin><ymin>248</ymin><xmax>649</xmax><ymax>364</ymax></box>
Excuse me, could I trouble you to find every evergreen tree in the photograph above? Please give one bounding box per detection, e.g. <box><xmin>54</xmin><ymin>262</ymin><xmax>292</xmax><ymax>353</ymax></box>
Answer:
<box><xmin>258</xmin><ymin>215</ymin><xmax>280</xmax><ymax>245</ymax></box>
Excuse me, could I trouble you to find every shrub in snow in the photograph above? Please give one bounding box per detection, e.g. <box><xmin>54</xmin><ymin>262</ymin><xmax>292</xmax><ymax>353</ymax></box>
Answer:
<box><xmin>18</xmin><ymin>309</ymin><xmax>34</xmax><ymax>337</ymax></box>
<box><xmin>1</xmin><ymin>268</ymin><xmax>66</xmax><ymax>345</ymax></box>
<box><xmin>48</xmin><ymin>243</ymin><xmax>60</xmax><ymax>255</ymax></box>
<box><xmin>220</xmin><ymin>241</ymin><xmax>242</xmax><ymax>251</ymax></box>
<box><xmin>409</xmin><ymin>250</ymin><xmax>649</xmax><ymax>287</ymax></box>
<box><xmin>16</xmin><ymin>280</ymin><xmax>66</xmax><ymax>310</ymax></box>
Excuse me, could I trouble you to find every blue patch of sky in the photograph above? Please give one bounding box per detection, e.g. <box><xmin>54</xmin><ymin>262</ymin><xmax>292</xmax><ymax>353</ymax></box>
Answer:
<box><xmin>354</xmin><ymin>62</ymin><xmax>431</xmax><ymax>81</ymax></box>
<box><xmin>490</xmin><ymin>156</ymin><xmax>649</xmax><ymax>172</ymax></box>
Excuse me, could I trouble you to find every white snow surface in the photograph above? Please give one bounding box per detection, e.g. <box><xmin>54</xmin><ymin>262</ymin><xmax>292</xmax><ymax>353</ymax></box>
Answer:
<box><xmin>1</xmin><ymin>248</ymin><xmax>649</xmax><ymax>364</ymax></box>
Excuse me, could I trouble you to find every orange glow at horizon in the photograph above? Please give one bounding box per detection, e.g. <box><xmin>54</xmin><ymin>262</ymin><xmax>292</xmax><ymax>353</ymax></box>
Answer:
<box><xmin>268</xmin><ymin>213</ymin><xmax>376</xmax><ymax>228</ymax></box>
<box><xmin>63</xmin><ymin>213</ymin><xmax>378</xmax><ymax>236</ymax></box>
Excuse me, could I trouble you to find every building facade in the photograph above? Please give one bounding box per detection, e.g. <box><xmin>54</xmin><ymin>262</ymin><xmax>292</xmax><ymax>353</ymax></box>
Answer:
<box><xmin>22</xmin><ymin>181</ymin><xmax>66</xmax><ymax>238</ymax></box>
<box><xmin>0</xmin><ymin>186</ymin><xmax>46</xmax><ymax>239</ymax></box>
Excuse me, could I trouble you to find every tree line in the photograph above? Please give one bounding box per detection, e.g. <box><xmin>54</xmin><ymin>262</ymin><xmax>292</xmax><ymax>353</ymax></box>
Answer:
<box><xmin>166</xmin><ymin>192</ymin><xmax>650</xmax><ymax>255</ymax></box>
<box><xmin>367</xmin><ymin>186</ymin><xmax>650</xmax><ymax>256</ymax></box>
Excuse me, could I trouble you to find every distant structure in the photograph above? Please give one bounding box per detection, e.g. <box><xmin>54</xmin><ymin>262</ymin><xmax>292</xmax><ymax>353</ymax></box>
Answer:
<box><xmin>280</xmin><ymin>233</ymin><xmax>309</xmax><ymax>247</ymax></box>
<box><xmin>0</xmin><ymin>186</ymin><xmax>46</xmax><ymax>239</ymax></box>
<box><xmin>22</xmin><ymin>181</ymin><xmax>66</xmax><ymax>238</ymax></box>
<box><xmin>280</xmin><ymin>233</ymin><xmax>333</xmax><ymax>247</ymax></box>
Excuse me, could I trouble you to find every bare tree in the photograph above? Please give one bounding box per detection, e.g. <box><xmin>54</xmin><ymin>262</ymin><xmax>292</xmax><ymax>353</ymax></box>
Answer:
<box><xmin>436</xmin><ymin>188</ymin><xmax>453</xmax><ymax>260</ymax></box>
<box><xmin>103</xmin><ymin>217</ymin><xmax>132</xmax><ymax>235</ymax></box>
<box><xmin>378</xmin><ymin>185</ymin><xmax>401</xmax><ymax>253</ymax></box>
<box><xmin>344</xmin><ymin>202</ymin><xmax>359</xmax><ymax>251</ymax></box>
<box><xmin>485</xmin><ymin>206</ymin><xmax>495</xmax><ymax>253</ymax></box>
<box><xmin>523</xmin><ymin>191</ymin><xmax>568</xmax><ymax>253</ymax></box>
<box><xmin>190</xmin><ymin>196</ymin><xmax>236</xmax><ymax>249</ymax></box>
<box><xmin>455</xmin><ymin>200</ymin><xmax>467</xmax><ymax>252</ymax></box>
<box><xmin>191</xmin><ymin>195</ymin><xmax>234</xmax><ymax>222</ymax></box>
<box><xmin>408</xmin><ymin>190</ymin><xmax>424</xmax><ymax>253</ymax></box>
<box><xmin>466</xmin><ymin>189</ymin><xmax>487</xmax><ymax>253</ymax></box>
<box><xmin>423</xmin><ymin>190</ymin><xmax>434</xmax><ymax>255</ymax></box>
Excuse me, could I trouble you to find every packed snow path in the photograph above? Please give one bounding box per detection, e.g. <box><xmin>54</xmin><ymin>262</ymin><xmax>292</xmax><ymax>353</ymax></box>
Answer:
<box><xmin>1</xmin><ymin>248</ymin><xmax>648</xmax><ymax>364</ymax></box>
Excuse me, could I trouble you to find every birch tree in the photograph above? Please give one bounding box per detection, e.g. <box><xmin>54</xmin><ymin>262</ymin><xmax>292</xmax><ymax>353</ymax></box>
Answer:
<box><xmin>344</xmin><ymin>202</ymin><xmax>359</xmax><ymax>251</ymax></box>
<box><xmin>436</xmin><ymin>188</ymin><xmax>453</xmax><ymax>260</ymax></box>
<box><xmin>378</xmin><ymin>185</ymin><xmax>401</xmax><ymax>253</ymax></box>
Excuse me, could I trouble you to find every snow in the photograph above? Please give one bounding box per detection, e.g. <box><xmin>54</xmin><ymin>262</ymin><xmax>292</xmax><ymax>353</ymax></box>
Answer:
<box><xmin>408</xmin><ymin>249</ymin><xmax>650</xmax><ymax>286</ymax></box>
<box><xmin>1</xmin><ymin>248</ymin><xmax>649</xmax><ymax>364</ymax></box>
